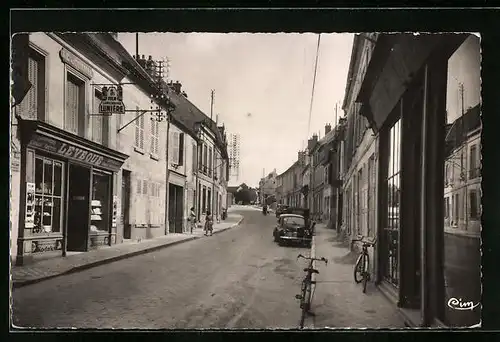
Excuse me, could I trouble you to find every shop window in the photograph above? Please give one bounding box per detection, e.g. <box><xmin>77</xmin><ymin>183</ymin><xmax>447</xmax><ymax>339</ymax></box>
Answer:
<box><xmin>33</xmin><ymin>157</ymin><xmax>63</xmax><ymax>234</ymax></box>
<box><xmin>134</xmin><ymin>106</ymin><xmax>145</xmax><ymax>150</ymax></box>
<box><xmin>20</xmin><ymin>49</ymin><xmax>45</xmax><ymax>120</ymax></box>
<box><xmin>90</xmin><ymin>172</ymin><xmax>110</xmax><ymax>234</ymax></box>
<box><xmin>65</xmin><ymin>73</ymin><xmax>85</xmax><ymax>136</ymax></box>
<box><xmin>383</xmin><ymin>119</ymin><xmax>401</xmax><ymax>287</ymax></box>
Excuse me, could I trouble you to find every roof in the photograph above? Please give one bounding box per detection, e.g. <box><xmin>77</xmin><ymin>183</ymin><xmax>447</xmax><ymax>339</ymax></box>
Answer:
<box><xmin>169</xmin><ymin>90</ymin><xmax>228</xmax><ymax>158</ymax></box>
<box><xmin>342</xmin><ymin>34</ymin><xmax>362</xmax><ymax>111</ymax></box>
<box><xmin>445</xmin><ymin>104</ymin><xmax>481</xmax><ymax>156</ymax></box>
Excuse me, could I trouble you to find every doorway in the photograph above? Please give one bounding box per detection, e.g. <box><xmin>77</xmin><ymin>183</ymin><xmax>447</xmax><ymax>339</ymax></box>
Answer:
<box><xmin>66</xmin><ymin>164</ymin><xmax>91</xmax><ymax>252</ymax></box>
<box><xmin>168</xmin><ymin>184</ymin><xmax>184</xmax><ymax>233</ymax></box>
<box><xmin>122</xmin><ymin>170</ymin><xmax>131</xmax><ymax>239</ymax></box>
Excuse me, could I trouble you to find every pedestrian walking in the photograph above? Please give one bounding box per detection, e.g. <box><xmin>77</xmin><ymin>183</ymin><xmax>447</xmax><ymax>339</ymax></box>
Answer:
<box><xmin>204</xmin><ymin>211</ymin><xmax>213</xmax><ymax>236</ymax></box>
<box><xmin>188</xmin><ymin>207</ymin><xmax>197</xmax><ymax>234</ymax></box>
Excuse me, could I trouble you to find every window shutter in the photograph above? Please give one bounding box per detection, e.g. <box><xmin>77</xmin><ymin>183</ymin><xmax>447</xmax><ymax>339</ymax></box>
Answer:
<box><xmin>172</xmin><ymin>132</ymin><xmax>180</xmax><ymax>164</ymax></box>
<box><xmin>178</xmin><ymin>133</ymin><xmax>184</xmax><ymax>165</ymax></box>
<box><xmin>92</xmin><ymin>91</ymin><xmax>103</xmax><ymax>144</ymax></box>
<box><xmin>140</xmin><ymin>114</ymin><xmax>145</xmax><ymax>149</ymax></box>
<box><xmin>150</xmin><ymin>117</ymin><xmax>155</xmax><ymax>153</ymax></box>
<box><xmin>134</xmin><ymin>106</ymin><xmax>140</xmax><ymax>148</ymax></box>
<box><xmin>66</xmin><ymin>78</ymin><xmax>79</xmax><ymax>134</ymax></box>
<box><xmin>155</xmin><ymin>121</ymin><xmax>159</xmax><ymax>155</ymax></box>
<box><xmin>137</xmin><ymin>179</ymin><xmax>142</xmax><ymax>194</ymax></box>
<box><xmin>26</xmin><ymin>57</ymin><xmax>38</xmax><ymax>119</ymax></box>
<box><xmin>142</xmin><ymin>179</ymin><xmax>148</xmax><ymax>195</ymax></box>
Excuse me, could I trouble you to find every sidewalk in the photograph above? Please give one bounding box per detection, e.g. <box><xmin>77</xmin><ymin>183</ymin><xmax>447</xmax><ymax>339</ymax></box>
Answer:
<box><xmin>308</xmin><ymin>223</ymin><xmax>405</xmax><ymax>329</ymax></box>
<box><xmin>11</xmin><ymin>213</ymin><xmax>243</xmax><ymax>289</ymax></box>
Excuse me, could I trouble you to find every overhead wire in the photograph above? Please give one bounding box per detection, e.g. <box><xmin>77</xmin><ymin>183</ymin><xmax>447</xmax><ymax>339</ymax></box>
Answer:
<box><xmin>306</xmin><ymin>33</ymin><xmax>321</xmax><ymax>143</ymax></box>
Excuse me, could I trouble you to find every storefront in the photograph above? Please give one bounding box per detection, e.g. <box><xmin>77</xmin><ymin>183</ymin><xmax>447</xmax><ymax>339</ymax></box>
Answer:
<box><xmin>356</xmin><ymin>33</ymin><xmax>479</xmax><ymax>327</ymax></box>
<box><xmin>16</xmin><ymin>119</ymin><xmax>128</xmax><ymax>266</ymax></box>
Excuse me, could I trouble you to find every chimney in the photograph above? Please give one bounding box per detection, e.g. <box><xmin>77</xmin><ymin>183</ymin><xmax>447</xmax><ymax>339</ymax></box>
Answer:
<box><xmin>172</xmin><ymin>80</ymin><xmax>182</xmax><ymax>94</ymax></box>
<box><xmin>307</xmin><ymin>134</ymin><xmax>318</xmax><ymax>151</ymax></box>
<box><xmin>325</xmin><ymin>123</ymin><xmax>331</xmax><ymax>135</ymax></box>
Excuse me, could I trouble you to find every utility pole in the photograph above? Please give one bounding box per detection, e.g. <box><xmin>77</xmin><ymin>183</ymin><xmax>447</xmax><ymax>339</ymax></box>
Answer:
<box><xmin>210</xmin><ymin>89</ymin><xmax>216</xmax><ymax>217</ymax></box>
<box><xmin>459</xmin><ymin>82</ymin><xmax>469</xmax><ymax>230</ymax></box>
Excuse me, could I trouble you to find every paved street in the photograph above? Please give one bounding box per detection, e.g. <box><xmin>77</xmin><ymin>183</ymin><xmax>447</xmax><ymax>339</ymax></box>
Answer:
<box><xmin>12</xmin><ymin>207</ymin><xmax>312</xmax><ymax>329</ymax></box>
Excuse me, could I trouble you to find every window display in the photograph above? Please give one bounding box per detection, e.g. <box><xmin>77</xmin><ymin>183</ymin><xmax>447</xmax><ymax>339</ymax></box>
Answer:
<box><xmin>90</xmin><ymin>172</ymin><xmax>110</xmax><ymax>233</ymax></box>
<box><xmin>33</xmin><ymin>156</ymin><xmax>63</xmax><ymax>234</ymax></box>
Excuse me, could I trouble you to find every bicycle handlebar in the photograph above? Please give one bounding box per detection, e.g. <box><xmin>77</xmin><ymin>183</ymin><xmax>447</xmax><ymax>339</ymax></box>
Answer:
<box><xmin>297</xmin><ymin>254</ymin><xmax>328</xmax><ymax>264</ymax></box>
<box><xmin>351</xmin><ymin>236</ymin><xmax>377</xmax><ymax>245</ymax></box>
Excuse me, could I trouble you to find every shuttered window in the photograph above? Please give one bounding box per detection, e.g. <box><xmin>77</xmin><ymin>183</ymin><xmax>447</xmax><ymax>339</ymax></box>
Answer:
<box><xmin>134</xmin><ymin>106</ymin><xmax>145</xmax><ymax>150</ymax></box>
<box><xmin>91</xmin><ymin>90</ymin><xmax>103</xmax><ymax>144</ymax></box>
<box><xmin>192</xmin><ymin>143</ymin><xmax>197</xmax><ymax>173</ymax></box>
<box><xmin>150</xmin><ymin>119</ymin><xmax>159</xmax><ymax>156</ymax></box>
<box><xmin>208</xmin><ymin>147</ymin><xmax>213</xmax><ymax>176</ymax></box>
<box><xmin>65</xmin><ymin>74</ymin><xmax>82</xmax><ymax>135</ymax></box>
<box><xmin>178</xmin><ymin>133</ymin><xmax>184</xmax><ymax>165</ymax></box>
<box><xmin>171</xmin><ymin>131</ymin><xmax>180</xmax><ymax>164</ymax></box>
<box><xmin>22</xmin><ymin>56</ymin><xmax>39</xmax><ymax>119</ymax></box>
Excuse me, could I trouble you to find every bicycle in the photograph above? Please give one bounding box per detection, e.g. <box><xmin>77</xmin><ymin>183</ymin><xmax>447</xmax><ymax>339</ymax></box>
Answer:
<box><xmin>352</xmin><ymin>236</ymin><xmax>377</xmax><ymax>294</ymax></box>
<box><xmin>295</xmin><ymin>254</ymin><xmax>328</xmax><ymax>329</ymax></box>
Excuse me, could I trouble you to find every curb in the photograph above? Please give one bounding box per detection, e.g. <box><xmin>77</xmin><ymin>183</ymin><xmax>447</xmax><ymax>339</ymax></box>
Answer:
<box><xmin>12</xmin><ymin>236</ymin><xmax>199</xmax><ymax>289</ymax></box>
<box><xmin>212</xmin><ymin>216</ymin><xmax>244</xmax><ymax>235</ymax></box>
<box><xmin>12</xmin><ymin>216</ymin><xmax>245</xmax><ymax>289</ymax></box>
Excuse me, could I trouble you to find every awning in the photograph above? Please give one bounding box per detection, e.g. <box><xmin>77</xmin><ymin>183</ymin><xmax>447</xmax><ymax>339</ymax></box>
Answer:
<box><xmin>356</xmin><ymin>33</ymin><xmax>468</xmax><ymax>132</ymax></box>
<box><xmin>20</xmin><ymin>119</ymin><xmax>129</xmax><ymax>172</ymax></box>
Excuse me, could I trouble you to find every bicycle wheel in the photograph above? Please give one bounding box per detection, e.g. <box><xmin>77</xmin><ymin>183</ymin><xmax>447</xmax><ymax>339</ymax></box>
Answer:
<box><xmin>299</xmin><ymin>280</ymin><xmax>308</xmax><ymax>328</ymax></box>
<box><xmin>354</xmin><ymin>254</ymin><xmax>365</xmax><ymax>284</ymax></box>
<box><xmin>362</xmin><ymin>252</ymin><xmax>370</xmax><ymax>293</ymax></box>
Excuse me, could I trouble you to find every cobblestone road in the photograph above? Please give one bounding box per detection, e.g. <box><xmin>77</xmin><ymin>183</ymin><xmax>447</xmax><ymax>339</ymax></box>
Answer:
<box><xmin>12</xmin><ymin>209</ymin><xmax>311</xmax><ymax>329</ymax></box>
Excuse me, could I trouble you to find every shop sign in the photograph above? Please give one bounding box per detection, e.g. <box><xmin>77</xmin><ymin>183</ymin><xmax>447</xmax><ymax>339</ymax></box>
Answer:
<box><xmin>28</xmin><ymin>134</ymin><xmax>124</xmax><ymax>171</ymax></box>
<box><xmin>59</xmin><ymin>48</ymin><xmax>94</xmax><ymax>79</ymax></box>
<box><xmin>99</xmin><ymin>86</ymin><xmax>125</xmax><ymax>115</ymax></box>
<box><xmin>11</xmin><ymin>151</ymin><xmax>21</xmax><ymax>172</ymax></box>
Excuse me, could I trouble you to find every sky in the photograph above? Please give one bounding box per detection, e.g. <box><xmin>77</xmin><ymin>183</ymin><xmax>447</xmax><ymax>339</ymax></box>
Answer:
<box><xmin>118</xmin><ymin>33</ymin><xmax>354</xmax><ymax>188</ymax></box>
<box><xmin>445</xmin><ymin>34</ymin><xmax>481</xmax><ymax>124</ymax></box>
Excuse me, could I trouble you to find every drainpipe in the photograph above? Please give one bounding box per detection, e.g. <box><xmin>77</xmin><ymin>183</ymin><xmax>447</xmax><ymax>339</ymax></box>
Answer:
<box><xmin>164</xmin><ymin>110</ymin><xmax>171</xmax><ymax>235</ymax></box>
<box><xmin>420</xmin><ymin>64</ymin><xmax>429</xmax><ymax>326</ymax></box>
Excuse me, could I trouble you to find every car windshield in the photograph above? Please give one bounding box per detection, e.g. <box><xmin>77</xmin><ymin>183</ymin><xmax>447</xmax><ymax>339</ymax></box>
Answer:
<box><xmin>282</xmin><ymin>217</ymin><xmax>305</xmax><ymax>226</ymax></box>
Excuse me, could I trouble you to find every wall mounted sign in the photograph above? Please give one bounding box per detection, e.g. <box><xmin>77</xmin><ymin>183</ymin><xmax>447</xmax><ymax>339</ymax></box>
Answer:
<box><xmin>25</xmin><ymin>182</ymin><xmax>35</xmax><ymax>229</ymax></box>
<box><xmin>28</xmin><ymin>134</ymin><xmax>124</xmax><ymax>171</ymax></box>
<box><xmin>59</xmin><ymin>48</ymin><xmax>94</xmax><ymax>79</ymax></box>
<box><xmin>99</xmin><ymin>86</ymin><xmax>125</xmax><ymax>115</ymax></box>
<box><xmin>112</xmin><ymin>195</ymin><xmax>118</xmax><ymax>228</ymax></box>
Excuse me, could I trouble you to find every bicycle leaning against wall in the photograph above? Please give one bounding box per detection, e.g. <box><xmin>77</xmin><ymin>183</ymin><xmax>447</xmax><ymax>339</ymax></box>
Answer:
<box><xmin>352</xmin><ymin>235</ymin><xmax>377</xmax><ymax>294</ymax></box>
<box><xmin>295</xmin><ymin>254</ymin><xmax>328</xmax><ymax>329</ymax></box>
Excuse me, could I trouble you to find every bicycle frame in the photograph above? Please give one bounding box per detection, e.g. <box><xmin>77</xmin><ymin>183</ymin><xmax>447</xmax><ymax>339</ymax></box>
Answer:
<box><xmin>352</xmin><ymin>236</ymin><xmax>376</xmax><ymax>293</ymax></box>
<box><xmin>296</xmin><ymin>254</ymin><xmax>327</xmax><ymax>328</ymax></box>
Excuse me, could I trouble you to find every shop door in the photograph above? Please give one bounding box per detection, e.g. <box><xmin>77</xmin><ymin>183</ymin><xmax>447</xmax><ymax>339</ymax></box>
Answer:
<box><xmin>168</xmin><ymin>184</ymin><xmax>176</xmax><ymax>233</ymax></box>
<box><xmin>66</xmin><ymin>164</ymin><xmax>91</xmax><ymax>252</ymax></box>
<box><xmin>122</xmin><ymin>170</ymin><xmax>131</xmax><ymax>239</ymax></box>
<box><xmin>175</xmin><ymin>187</ymin><xmax>184</xmax><ymax>233</ymax></box>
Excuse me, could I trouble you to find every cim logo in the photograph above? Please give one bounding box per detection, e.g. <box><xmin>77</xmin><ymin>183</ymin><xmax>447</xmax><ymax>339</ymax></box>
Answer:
<box><xmin>447</xmin><ymin>297</ymin><xmax>480</xmax><ymax>311</ymax></box>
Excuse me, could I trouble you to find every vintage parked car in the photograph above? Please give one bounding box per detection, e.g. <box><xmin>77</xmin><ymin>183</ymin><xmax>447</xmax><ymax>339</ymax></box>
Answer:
<box><xmin>275</xmin><ymin>204</ymin><xmax>289</xmax><ymax>217</ymax></box>
<box><xmin>273</xmin><ymin>208</ymin><xmax>314</xmax><ymax>247</ymax></box>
